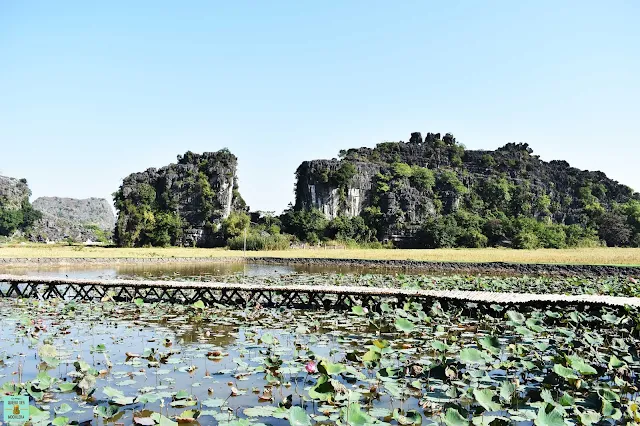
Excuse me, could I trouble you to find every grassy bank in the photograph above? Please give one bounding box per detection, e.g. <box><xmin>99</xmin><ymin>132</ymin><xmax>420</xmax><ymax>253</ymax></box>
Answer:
<box><xmin>1</xmin><ymin>244</ymin><xmax>640</xmax><ymax>265</ymax></box>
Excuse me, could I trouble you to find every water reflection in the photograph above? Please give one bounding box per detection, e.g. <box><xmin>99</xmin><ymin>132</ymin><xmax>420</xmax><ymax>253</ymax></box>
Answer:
<box><xmin>2</xmin><ymin>262</ymin><xmax>418</xmax><ymax>280</ymax></box>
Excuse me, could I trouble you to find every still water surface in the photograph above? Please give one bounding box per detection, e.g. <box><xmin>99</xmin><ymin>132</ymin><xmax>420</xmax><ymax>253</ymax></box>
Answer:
<box><xmin>3</xmin><ymin>262</ymin><xmax>423</xmax><ymax>280</ymax></box>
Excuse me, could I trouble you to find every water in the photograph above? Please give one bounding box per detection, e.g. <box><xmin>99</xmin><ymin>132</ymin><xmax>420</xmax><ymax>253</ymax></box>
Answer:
<box><xmin>0</xmin><ymin>298</ymin><xmax>411</xmax><ymax>425</ymax></box>
<box><xmin>2</xmin><ymin>262</ymin><xmax>417</xmax><ymax>280</ymax></box>
<box><xmin>1</xmin><ymin>278</ymin><xmax>637</xmax><ymax>425</ymax></box>
<box><xmin>3</xmin><ymin>262</ymin><xmax>637</xmax><ymax>424</ymax></box>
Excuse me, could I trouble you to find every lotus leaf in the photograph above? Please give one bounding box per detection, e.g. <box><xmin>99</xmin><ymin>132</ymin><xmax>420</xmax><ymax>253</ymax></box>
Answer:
<box><xmin>499</xmin><ymin>381</ymin><xmax>516</xmax><ymax>404</ymax></box>
<box><xmin>534</xmin><ymin>403</ymin><xmax>566</xmax><ymax>426</ymax></box>
<box><xmin>506</xmin><ymin>311</ymin><xmax>525</xmax><ymax>324</ymax></box>
<box><xmin>553</xmin><ymin>364</ymin><xmax>578</xmax><ymax>380</ymax></box>
<box><xmin>395</xmin><ymin>318</ymin><xmax>415</xmax><ymax>333</ymax></box>
<box><xmin>341</xmin><ymin>403</ymin><xmax>376</xmax><ymax>426</ymax></box>
<box><xmin>151</xmin><ymin>412</ymin><xmax>179</xmax><ymax>426</ymax></box>
<box><xmin>352</xmin><ymin>306</ymin><xmax>366</xmax><ymax>316</ymax></box>
<box><xmin>288</xmin><ymin>406</ymin><xmax>312</xmax><ymax>426</ymax></box>
<box><xmin>460</xmin><ymin>348</ymin><xmax>487</xmax><ymax>364</ymax></box>
<box><xmin>478</xmin><ymin>336</ymin><xmax>500</xmax><ymax>355</ymax></box>
<box><xmin>473</xmin><ymin>388</ymin><xmax>501</xmax><ymax>412</ymax></box>
<box><xmin>393</xmin><ymin>408</ymin><xmax>422</xmax><ymax>425</ymax></box>
<box><xmin>318</xmin><ymin>360</ymin><xmax>346</xmax><ymax>375</ymax></box>
<box><xmin>443</xmin><ymin>407</ymin><xmax>469</xmax><ymax>426</ymax></box>
<box><xmin>566</xmin><ymin>355</ymin><xmax>597</xmax><ymax>375</ymax></box>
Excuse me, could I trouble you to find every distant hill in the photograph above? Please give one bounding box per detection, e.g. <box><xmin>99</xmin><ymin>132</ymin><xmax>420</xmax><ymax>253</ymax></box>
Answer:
<box><xmin>289</xmin><ymin>132</ymin><xmax>640</xmax><ymax>248</ymax></box>
<box><xmin>31</xmin><ymin>197</ymin><xmax>115</xmax><ymax>243</ymax></box>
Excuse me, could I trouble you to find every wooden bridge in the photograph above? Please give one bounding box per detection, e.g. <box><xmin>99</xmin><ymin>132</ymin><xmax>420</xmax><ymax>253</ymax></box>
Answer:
<box><xmin>1</xmin><ymin>274</ymin><xmax>639</xmax><ymax>310</ymax></box>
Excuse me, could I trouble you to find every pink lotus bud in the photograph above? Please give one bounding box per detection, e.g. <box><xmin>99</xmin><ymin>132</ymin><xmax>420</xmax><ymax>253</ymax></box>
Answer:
<box><xmin>305</xmin><ymin>361</ymin><xmax>317</xmax><ymax>374</ymax></box>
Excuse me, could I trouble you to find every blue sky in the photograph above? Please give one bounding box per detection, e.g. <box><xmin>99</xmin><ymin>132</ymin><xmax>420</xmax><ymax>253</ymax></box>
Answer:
<box><xmin>1</xmin><ymin>1</ymin><xmax>638</xmax><ymax>213</ymax></box>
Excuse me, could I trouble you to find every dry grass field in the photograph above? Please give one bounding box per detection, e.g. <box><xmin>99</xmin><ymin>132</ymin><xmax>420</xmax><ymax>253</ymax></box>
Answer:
<box><xmin>1</xmin><ymin>244</ymin><xmax>640</xmax><ymax>265</ymax></box>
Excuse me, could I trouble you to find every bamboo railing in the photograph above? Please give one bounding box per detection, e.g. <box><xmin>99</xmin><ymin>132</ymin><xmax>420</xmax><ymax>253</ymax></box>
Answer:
<box><xmin>1</xmin><ymin>274</ymin><xmax>638</xmax><ymax>310</ymax></box>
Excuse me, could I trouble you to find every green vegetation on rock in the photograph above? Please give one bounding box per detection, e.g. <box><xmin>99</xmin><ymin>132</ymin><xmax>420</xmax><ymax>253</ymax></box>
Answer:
<box><xmin>0</xmin><ymin>176</ymin><xmax>42</xmax><ymax>237</ymax></box>
<box><xmin>292</xmin><ymin>132</ymin><xmax>640</xmax><ymax>248</ymax></box>
<box><xmin>109</xmin><ymin>131</ymin><xmax>640</xmax><ymax>250</ymax></box>
<box><xmin>114</xmin><ymin>149</ymin><xmax>246</xmax><ymax>247</ymax></box>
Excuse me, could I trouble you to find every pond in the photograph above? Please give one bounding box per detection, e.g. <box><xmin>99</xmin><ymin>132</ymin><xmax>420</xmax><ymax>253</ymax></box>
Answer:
<box><xmin>2</xmin><ymin>262</ymin><xmax>425</xmax><ymax>281</ymax></box>
<box><xmin>1</xmin><ymin>292</ymin><xmax>639</xmax><ymax>425</ymax></box>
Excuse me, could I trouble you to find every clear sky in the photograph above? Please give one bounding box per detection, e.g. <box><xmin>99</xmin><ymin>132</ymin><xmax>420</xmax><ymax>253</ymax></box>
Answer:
<box><xmin>1</xmin><ymin>1</ymin><xmax>638</xmax><ymax>214</ymax></box>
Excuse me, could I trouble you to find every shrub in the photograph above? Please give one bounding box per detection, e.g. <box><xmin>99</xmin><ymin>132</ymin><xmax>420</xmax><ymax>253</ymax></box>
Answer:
<box><xmin>227</xmin><ymin>233</ymin><xmax>290</xmax><ymax>251</ymax></box>
<box><xmin>513</xmin><ymin>231</ymin><xmax>540</xmax><ymax>249</ymax></box>
<box><xmin>620</xmin><ymin>200</ymin><xmax>640</xmax><ymax>237</ymax></box>
<box><xmin>457</xmin><ymin>229</ymin><xmax>488</xmax><ymax>248</ymax></box>
<box><xmin>437</xmin><ymin>170</ymin><xmax>467</xmax><ymax>195</ymax></box>
<box><xmin>0</xmin><ymin>208</ymin><xmax>23</xmax><ymax>236</ymax></box>
<box><xmin>536</xmin><ymin>224</ymin><xmax>567</xmax><ymax>249</ymax></box>
<box><xmin>148</xmin><ymin>211</ymin><xmax>183</xmax><ymax>246</ymax></box>
<box><xmin>20</xmin><ymin>200</ymin><xmax>42</xmax><ymax>229</ymax></box>
<box><xmin>326</xmin><ymin>215</ymin><xmax>373</xmax><ymax>242</ymax></box>
<box><xmin>267</xmin><ymin>224</ymin><xmax>281</xmax><ymax>235</ymax></box>
<box><xmin>410</xmin><ymin>166</ymin><xmax>435</xmax><ymax>192</ymax></box>
<box><xmin>361</xmin><ymin>206</ymin><xmax>383</xmax><ymax>238</ymax></box>
<box><xmin>483</xmin><ymin>213</ymin><xmax>511</xmax><ymax>247</ymax></box>
<box><xmin>598</xmin><ymin>212</ymin><xmax>632</xmax><ymax>247</ymax></box>
<box><xmin>0</xmin><ymin>199</ymin><xmax>43</xmax><ymax>237</ymax></box>
<box><xmin>280</xmin><ymin>208</ymin><xmax>328</xmax><ymax>242</ymax></box>
<box><xmin>85</xmin><ymin>224</ymin><xmax>111</xmax><ymax>244</ymax></box>
<box><xmin>221</xmin><ymin>211</ymin><xmax>250</xmax><ymax>239</ymax></box>
<box><xmin>332</xmin><ymin>162</ymin><xmax>357</xmax><ymax>187</ymax></box>
<box><xmin>391</xmin><ymin>162</ymin><xmax>413</xmax><ymax>178</ymax></box>
<box><xmin>564</xmin><ymin>224</ymin><xmax>598</xmax><ymax>247</ymax></box>
<box><xmin>418</xmin><ymin>216</ymin><xmax>461</xmax><ymax>248</ymax></box>
<box><xmin>336</xmin><ymin>239</ymin><xmax>393</xmax><ymax>249</ymax></box>
<box><xmin>481</xmin><ymin>154</ymin><xmax>496</xmax><ymax>168</ymax></box>
<box><xmin>373</xmin><ymin>173</ymin><xmax>391</xmax><ymax>197</ymax></box>
<box><xmin>535</xmin><ymin>194</ymin><xmax>552</xmax><ymax>215</ymax></box>
<box><xmin>482</xmin><ymin>177</ymin><xmax>512</xmax><ymax>210</ymax></box>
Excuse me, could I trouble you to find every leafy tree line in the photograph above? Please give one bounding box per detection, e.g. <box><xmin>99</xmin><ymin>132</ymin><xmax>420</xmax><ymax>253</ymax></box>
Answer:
<box><xmin>0</xmin><ymin>200</ymin><xmax>42</xmax><ymax>236</ymax></box>
<box><xmin>221</xmin><ymin>209</ymin><xmax>390</xmax><ymax>250</ymax></box>
<box><xmin>278</xmin><ymin>201</ymin><xmax>640</xmax><ymax>249</ymax></box>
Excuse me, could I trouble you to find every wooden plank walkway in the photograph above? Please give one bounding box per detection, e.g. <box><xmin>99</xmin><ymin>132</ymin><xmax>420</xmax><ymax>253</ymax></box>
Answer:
<box><xmin>1</xmin><ymin>274</ymin><xmax>639</xmax><ymax>309</ymax></box>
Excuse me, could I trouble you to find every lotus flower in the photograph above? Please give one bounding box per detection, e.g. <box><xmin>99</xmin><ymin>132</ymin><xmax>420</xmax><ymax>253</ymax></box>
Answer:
<box><xmin>305</xmin><ymin>361</ymin><xmax>317</xmax><ymax>374</ymax></box>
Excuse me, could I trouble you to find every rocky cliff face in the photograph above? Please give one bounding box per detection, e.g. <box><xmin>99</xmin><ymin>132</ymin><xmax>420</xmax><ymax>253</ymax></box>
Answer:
<box><xmin>33</xmin><ymin>197</ymin><xmax>115</xmax><ymax>231</ymax></box>
<box><xmin>0</xmin><ymin>176</ymin><xmax>30</xmax><ymax>210</ymax></box>
<box><xmin>294</xmin><ymin>132</ymin><xmax>638</xmax><ymax>245</ymax></box>
<box><xmin>295</xmin><ymin>160</ymin><xmax>380</xmax><ymax>219</ymax></box>
<box><xmin>114</xmin><ymin>149</ymin><xmax>245</xmax><ymax>247</ymax></box>
<box><xmin>30</xmin><ymin>197</ymin><xmax>115</xmax><ymax>242</ymax></box>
